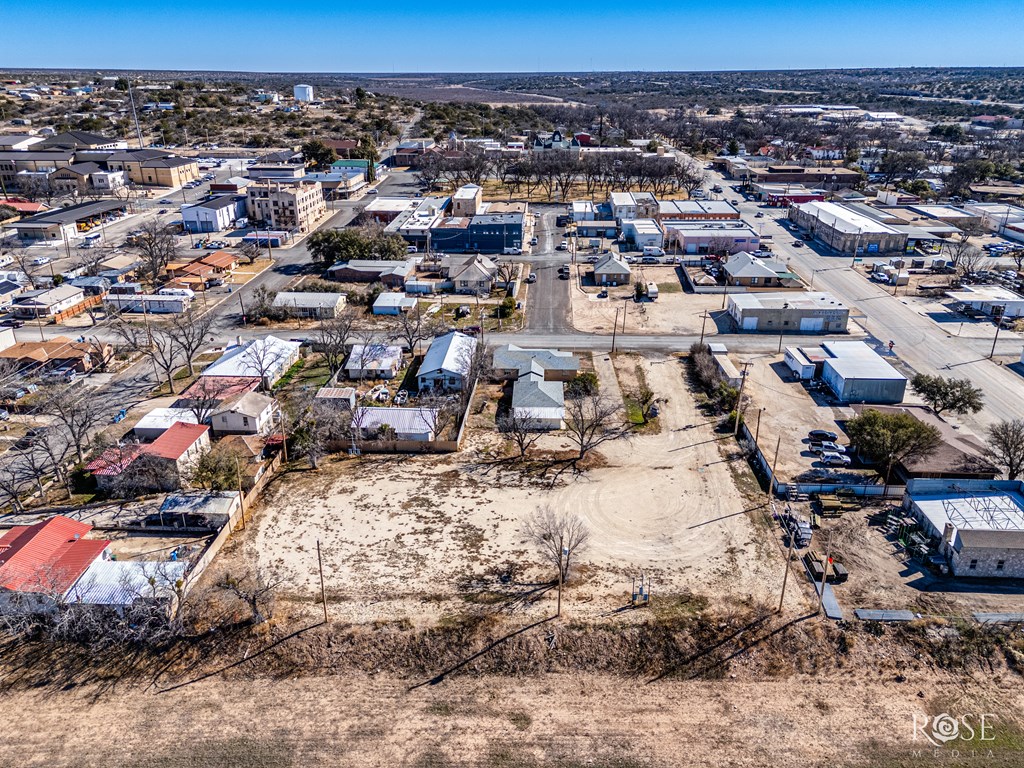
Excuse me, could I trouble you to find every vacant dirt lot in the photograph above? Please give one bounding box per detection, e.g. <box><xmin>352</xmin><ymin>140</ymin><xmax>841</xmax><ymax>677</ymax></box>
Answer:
<box><xmin>243</xmin><ymin>354</ymin><xmax>791</xmax><ymax>625</ymax></box>
<box><xmin>570</xmin><ymin>267</ymin><xmax>731</xmax><ymax>336</ymax></box>
<box><xmin>2</xmin><ymin>670</ymin><xmax>1021</xmax><ymax>768</ymax></box>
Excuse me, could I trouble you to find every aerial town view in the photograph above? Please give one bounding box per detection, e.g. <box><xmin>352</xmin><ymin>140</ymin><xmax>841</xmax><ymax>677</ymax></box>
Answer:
<box><xmin>2</xmin><ymin>2</ymin><xmax>1024</xmax><ymax>766</ymax></box>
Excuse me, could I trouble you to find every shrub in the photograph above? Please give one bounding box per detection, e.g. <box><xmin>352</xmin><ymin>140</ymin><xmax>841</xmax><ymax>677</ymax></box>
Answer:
<box><xmin>565</xmin><ymin>371</ymin><xmax>599</xmax><ymax>399</ymax></box>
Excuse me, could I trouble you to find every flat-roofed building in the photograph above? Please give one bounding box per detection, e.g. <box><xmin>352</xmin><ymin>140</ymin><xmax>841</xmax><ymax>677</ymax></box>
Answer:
<box><xmin>728</xmin><ymin>291</ymin><xmax>849</xmax><ymax>333</ymax></box>
<box><xmin>245</xmin><ymin>180</ymin><xmax>326</xmax><ymax>233</ymax></box>
<box><xmin>789</xmin><ymin>201</ymin><xmax>908</xmax><ymax>255</ymax></box>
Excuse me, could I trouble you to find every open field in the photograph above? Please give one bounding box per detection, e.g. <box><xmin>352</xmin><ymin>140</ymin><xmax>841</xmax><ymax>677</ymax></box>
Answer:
<box><xmin>242</xmin><ymin>353</ymin><xmax>791</xmax><ymax>625</ymax></box>
<box><xmin>3</xmin><ymin>670</ymin><xmax>1024</xmax><ymax>768</ymax></box>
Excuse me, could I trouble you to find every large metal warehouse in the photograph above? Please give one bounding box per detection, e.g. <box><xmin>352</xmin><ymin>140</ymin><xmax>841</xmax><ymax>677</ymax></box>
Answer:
<box><xmin>820</xmin><ymin>341</ymin><xmax>906</xmax><ymax>403</ymax></box>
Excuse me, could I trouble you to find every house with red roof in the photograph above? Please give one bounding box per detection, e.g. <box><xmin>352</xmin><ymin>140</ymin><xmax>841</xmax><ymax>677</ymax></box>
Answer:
<box><xmin>0</xmin><ymin>516</ymin><xmax>110</xmax><ymax>605</ymax></box>
<box><xmin>87</xmin><ymin>423</ymin><xmax>211</xmax><ymax>492</ymax></box>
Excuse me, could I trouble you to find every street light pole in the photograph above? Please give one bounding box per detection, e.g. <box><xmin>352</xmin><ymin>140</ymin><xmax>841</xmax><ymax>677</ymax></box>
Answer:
<box><xmin>990</xmin><ymin>306</ymin><xmax>1005</xmax><ymax>359</ymax></box>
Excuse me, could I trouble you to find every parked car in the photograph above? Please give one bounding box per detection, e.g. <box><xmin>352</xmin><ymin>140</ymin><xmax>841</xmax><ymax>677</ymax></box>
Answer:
<box><xmin>365</xmin><ymin>188</ymin><xmax>378</xmax><ymax>195</ymax></box>
<box><xmin>586</xmin><ymin>255</ymin><xmax>600</xmax><ymax>263</ymax></box>
<box><xmin>158</xmin><ymin>208</ymin><xmax>168</xmax><ymax>214</ymax></box>
<box><xmin>792</xmin><ymin>241</ymin><xmax>804</xmax><ymax>247</ymax></box>
<box><xmin>755</xmin><ymin>212</ymin><xmax>764</xmax><ymax>218</ymax></box>
<box><xmin>557</xmin><ymin>241</ymin><xmax>569</xmax><ymax>250</ymax></box>
<box><xmin>641</xmin><ymin>256</ymin><xmax>660</xmax><ymax>264</ymax></box>
<box><xmin>820</xmin><ymin>452</ymin><xmax>852</xmax><ymax>467</ymax></box>
<box><xmin>0</xmin><ymin>409</ymin><xmax>9</xmax><ymax>421</ymax></box>
<box><xmin>529</xmin><ymin>236</ymin><xmax>538</xmax><ymax>246</ymax></box>
<box><xmin>407</xmin><ymin>245</ymin><xmax>418</xmax><ymax>253</ymax></box>
<box><xmin>14</xmin><ymin>427</ymin><xmax>48</xmax><ymax>451</ymax></box>
<box><xmin>1</xmin><ymin>319</ymin><xmax>25</xmax><ymax>328</ymax></box>
<box><xmin>525</xmin><ymin>272</ymin><xmax>537</xmax><ymax>283</ymax></box>
<box><xmin>812</xmin><ymin>441</ymin><xmax>846</xmax><ymax>455</ymax></box>
<box><xmin>394</xmin><ymin>390</ymin><xmax>409</xmax><ymax>406</ymax></box>
<box><xmin>462</xmin><ymin>325</ymin><xmax>482</xmax><ymax>336</ymax></box>
<box><xmin>30</xmin><ymin>255</ymin><xmax>52</xmax><ymax>265</ymax></box>
<box><xmin>808</xmin><ymin>429</ymin><xmax>838</xmax><ymax>442</ymax></box>
<box><xmin>503</xmin><ymin>247</ymin><xmax>522</xmax><ymax>255</ymax></box>
<box><xmin>597</xmin><ymin>289</ymin><xmax>608</xmax><ymax>298</ymax></box>
<box><xmin>375</xmin><ymin>389</ymin><xmax>390</xmax><ymax>402</ymax></box>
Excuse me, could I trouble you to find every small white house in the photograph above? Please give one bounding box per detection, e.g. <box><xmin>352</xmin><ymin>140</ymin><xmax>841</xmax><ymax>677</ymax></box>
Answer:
<box><xmin>133</xmin><ymin>407</ymin><xmax>199</xmax><ymax>442</ymax></box>
<box><xmin>373</xmin><ymin>292</ymin><xmax>418</xmax><ymax>315</ymax></box>
<box><xmin>417</xmin><ymin>332</ymin><xmax>477</xmax><ymax>392</ymax></box>
<box><xmin>211</xmin><ymin>391</ymin><xmax>276</xmax><ymax>435</ymax></box>
<box><xmin>272</xmin><ymin>291</ymin><xmax>347</xmax><ymax>319</ymax></box>
<box><xmin>345</xmin><ymin>344</ymin><xmax>403</xmax><ymax>380</ymax></box>
<box><xmin>202</xmin><ymin>336</ymin><xmax>302</xmax><ymax>389</ymax></box>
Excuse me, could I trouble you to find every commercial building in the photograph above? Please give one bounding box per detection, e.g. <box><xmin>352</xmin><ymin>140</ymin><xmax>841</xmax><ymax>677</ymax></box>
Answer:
<box><xmin>657</xmin><ymin>200</ymin><xmax>740</xmax><ymax>221</ymax></box>
<box><xmin>0</xmin><ymin>150</ymin><xmax>76</xmax><ymax>189</ymax></box>
<box><xmin>245</xmin><ymin>180</ymin><xmax>326</xmax><ymax>233</ymax></box>
<box><xmin>6</xmin><ymin>199</ymin><xmax>125</xmax><ymax>241</ymax></box>
<box><xmin>621</xmin><ymin>219</ymin><xmax>664</xmax><ymax>248</ymax></box>
<box><xmin>906</xmin><ymin>479</ymin><xmax>1024</xmax><ymax>578</ymax></box>
<box><xmin>751</xmin><ymin>183</ymin><xmax>825</xmax><ymax>207</ymax></box>
<box><xmin>181</xmin><ymin>195</ymin><xmax>247</xmax><ymax>233</ymax></box>
<box><xmin>105</xmin><ymin>150</ymin><xmax>199</xmax><ymax>187</ymax></box>
<box><xmin>820</xmin><ymin>341</ymin><xmax>907</xmax><ymax>404</ymax></box>
<box><xmin>451</xmin><ymin>184</ymin><xmax>482</xmax><ymax>217</ymax></box>
<box><xmin>728</xmin><ymin>292</ymin><xmax>849</xmax><ymax>333</ymax></box>
<box><xmin>748</xmin><ymin>165</ymin><xmax>862</xmax><ymax>189</ymax></box>
<box><xmin>789</xmin><ymin>201</ymin><xmax>908</xmax><ymax>255</ymax></box>
<box><xmin>946</xmin><ymin>285</ymin><xmax>1024</xmax><ymax>318</ymax></box>
<box><xmin>663</xmin><ymin>222</ymin><xmax>761</xmax><ymax>256</ymax></box>
<box><xmin>428</xmin><ymin>213</ymin><xmax>525</xmax><ymax>254</ymax></box>
<box><xmin>38</xmin><ymin>131</ymin><xmax>127</xmax><ymax>150</ymax></box>
<box><xmin>609</xmin><ymin>191</ymin><xmax>659</xmax><ymax>222</ymax></box>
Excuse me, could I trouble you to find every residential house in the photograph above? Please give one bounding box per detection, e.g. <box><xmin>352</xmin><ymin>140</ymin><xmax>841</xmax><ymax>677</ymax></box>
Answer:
<box><xmin>201</xmin><ymin>336</ymin><xmax>302</xmax><ymax>389</ymax></box>
<box><xmin>219</xmin><ymin>435</ymin><xmax>271</xmax><ymax>491</ymax></box>
<box><xmin>198</xmin><ymin>250</ymin><xmax>238</xmax><ymax>275</ymax></box>
<box><xmin>0</xmin><ymin>280</ymin><xmax>24</xmax><ymax>308</ymax></box>
<box><xmin>88</xmin><ymin>422</ymin><xmax>211</xmax><ymax>492</ymax></box>
<box><xmin>0</xmin><ymin>336</ymin><xmax>110</xmax><ymax>373</ymax></box>
<box><xmin>417</xmin><ymin>332</ymin><xmax>478</xmax><ymax>392</ymax></box>
<box><xmin>0</xmin><ymin>516</ymin><xmax>110</xmax><ymax>609</ymax></box>
<box><xmin>133</xmin><ymin>407</ymin><xmax>200</xmax><ymax>441</ymax></box>
<box><xmin>326</xmin><ymin>258</ymin><xmax>415</xmax><ymax>287</ymax></box>
<box><xmin>372</xmin><ymin>292</ymin><xmax>417</xmax><ymax>315</ymax></box>
<box><xmin>12</xmin><ymin>285</ymin><xmax>87</xmax><ymax>318</ymax></box>
<box><xmin>442</xmin><ymin>254</ymin><xmax>497</xmax><ymax>294</ymax></box>
<box><xmin>492</xmin><ymin>344</ymin><xmax>580</xmax><ymax>430</ymax></box>
<box><xmin>722</xmin><ymin>253</ymin><xmax>801</xmax><ymax>288</ymax></box>
<box><xmin>271</xmin><ymin>291</ymin><xmax>347</xmax><ymax>319</ymax></box>
<box><xmin>592</xmin><ymin>254</ymin><xmax>631</xmax><ymax>286</ymax></box>
<box><xmin>211</xmin><ymin>391</ymin><xmax>276</xmax><ymax>435</ymax></box>
<box><xmin>345</xmin><ymin>343</ymin><xmax>403</xmax><ymax>380</ymax></box>
<box><xmin>356</xmin><ymin>407</ymin><xmax>438</xmax><ymax>442</ymax></box>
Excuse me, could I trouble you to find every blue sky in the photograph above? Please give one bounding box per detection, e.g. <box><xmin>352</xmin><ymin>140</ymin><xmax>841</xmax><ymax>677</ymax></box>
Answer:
<box><xmin>3</xmin><ymin>1</ymin><xmax>1022</xmax><ymax>72</ymax></box>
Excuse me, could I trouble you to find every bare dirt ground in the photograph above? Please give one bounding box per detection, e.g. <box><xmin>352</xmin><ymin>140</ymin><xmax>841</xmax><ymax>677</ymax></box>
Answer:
<box><xmin>2</xmin><ymin>670</ymin><xmax>1021</xmax><ymax>768</ymax></box>
<box><xmin>570</xmin><ymin>268</ymin><xmax>731</xmax><ymax>336</ymax></box>
<box><xmin>245</xmin><ymin>354</ymin><xmax>792</xmax><ymax>626</ymax></box>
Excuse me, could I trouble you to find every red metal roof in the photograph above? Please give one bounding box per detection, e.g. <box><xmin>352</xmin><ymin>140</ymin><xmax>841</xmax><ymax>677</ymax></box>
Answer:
<box><xmin>86</xmin><ymin>444</ymin><xmax>143</xmax><ymax>476</ymax></box>
<box><xmin>145</xmin><ymin>422</ymin><xmax>208</xmax><ymax>461</ymax></box>
<box><xmin>0</xmin><ymin>516</ymin><xmax>109</xmax><ymax>595</ymax></box>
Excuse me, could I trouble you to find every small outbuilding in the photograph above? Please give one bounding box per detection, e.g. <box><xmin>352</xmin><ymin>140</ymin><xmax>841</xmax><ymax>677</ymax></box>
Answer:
<box><xmin>820</xmin><ymin>341</ymin><xmax>906</xmax><ymax>404</ymax></box>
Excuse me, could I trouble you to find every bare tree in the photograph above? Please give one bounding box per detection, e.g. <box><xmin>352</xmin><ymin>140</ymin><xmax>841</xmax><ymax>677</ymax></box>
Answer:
<box><xmin>563</xmin><ymin>392</ymin><xmax>628</xmax><ymax>465</ymax></box>
<box><xmin>111</xmin><ymin>316</ymin><xmax>183</xmax><ymax>394</ymax></box>
<box><xmin>166</xmin><ymin>307</ymin><xmax>216</xmax><ymax>376</ymax></box>
<box><xmin>523</xmin><ymin>506</ymin><xmax>590</xmax><ymax>584</ymax></box>
<box><xmin>37</xmin><ymin>385</ymin><xmax>109</xmax><ymax>464</ymax></box>
<box><xmin>133</xmin><ymin>219</ymin><xmax>178</xmax><ymax>285</ymax></box>
<box><xmin>287</xmin><ymin>389</ymin><xmax>347</xmax><ymax>469</ymax></box>
<box><xmin>180</xmin><ymin>375</ymin><xmax>225</xmax><ymax>424</ymax></box>
<box><xmin>497</xmin><ymin>409</ymin><xmax>544</xmax><ymax>460</ymax></box>
<box><xmin>417</xmin><ymin>394</ymin><xmax>460</xmax><ymax>442</ymax></box>
<box><xmin>312</xmin><ymin>311</ymin><xmax>357</xmax><ymax>375</ymax></box>
<box><xmin>956</xmin><ymin>248</ymin><xmax>988</xmax><ymax>278</ymax></box>
<box><xmin>388</xmin><ymin>303</ymin><xmax>443</xmax><ymax>354</ymax></box>
<box><xmin>988</xmin><ymin>419</ymin><xmax>1024</xmax><ymax>480</ymax></box>
<box><xmin>239</xmin><ymin>339</ymin><xmax>290</xmax><ymax>391</ymax></box>
<box><xmin>215</xmin><ymin>567</ymin><xmax>285</xmax><ymax>625</ymax></box>
<box><xmin>10</xmin><ymin>248</ymin><xmax>43</xmax><ymax>289</ymax></box>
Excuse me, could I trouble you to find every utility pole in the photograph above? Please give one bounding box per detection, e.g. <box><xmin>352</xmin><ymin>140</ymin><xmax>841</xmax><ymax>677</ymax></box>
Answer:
<box><xmin>699</xmin><ymin>309</ymin><xmax>709</xmax><ymax>346</ymax></box>
<box><xmin>611</xmin><ymin>307</ymin><xmax>620</xmax><ymax>354</ymax></box>
<box><xmin>317</xmin><ymin>539</ymin><xmax>329</xmax><ymax>624</ymax></box>
<box><xmin>777</xmin><ymin>302</ymin><xmax>790</xmax><ymax>354</ymax></box>
<box><xmin>990</xmin><ymin>306</ymin><xmax>1005</xmax><ymax>359</ymax></box>
<box><xmin>817</xmin><ymin>531</ymin><xmax>833</xmax><ymax>616</ymax></box>
<box><xmin>767</xmin><ymin>435</ymin><xmax>781</xmax><ymax>499</ymax></box>
<box><xmin>777</xmin><ymin>521</ymin><xmax>797</xmax><ymax>614</ymax></box>
<box><xmin>235</xmin><ymin>457</ymin><xmax>246</xmax><ymax>530</ymax></box>
<box><xmin>732</xmin><ymin>362</ymin><xmax>751</xmax><ymax>437</ymax></box>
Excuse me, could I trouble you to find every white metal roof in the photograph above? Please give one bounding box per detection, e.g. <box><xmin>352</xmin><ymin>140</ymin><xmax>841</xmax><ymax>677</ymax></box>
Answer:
<box><xmin>729</xmin><ymin>291</ymin><xmax>846</xmax><ymax>311</ymax></box>
<box><xmin>419</xmin><ymin>331</ymin><xmax>477</xmax><ymax>378</ymax></box>
<box><xmin>68</xmin><ymin>559</ymin><xmax>187</xmax><ymax>606</ymax></box>
<box><xmin>795</xmin><ymin>201</ymin><xmax>901</xmax><ymax>235</ymax></box>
